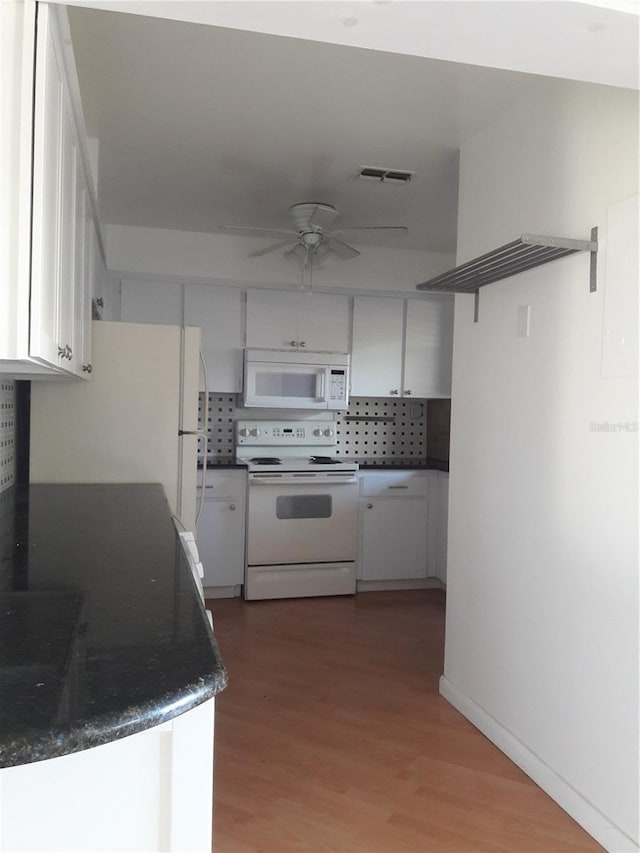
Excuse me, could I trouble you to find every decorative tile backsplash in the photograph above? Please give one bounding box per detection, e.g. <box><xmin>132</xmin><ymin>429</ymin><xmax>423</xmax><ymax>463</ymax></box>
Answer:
<box><xmin>198</xmin><ymin>393</ymin><xmax>429</xmax><ymax>460</ymax></box>
<box><xmin>336</xmin><ymin>398</ymin><xmax>426</xmax><ymax>459</ymax></box>
<box><xmin>198</xmin><ymin>394</ymin><xmax>237</xmax><ymax>459</ymax></box>
<box><xmin>0</xmin><ymin>381</ymin><xmax>16</xmax><ymax>493</ymax></box>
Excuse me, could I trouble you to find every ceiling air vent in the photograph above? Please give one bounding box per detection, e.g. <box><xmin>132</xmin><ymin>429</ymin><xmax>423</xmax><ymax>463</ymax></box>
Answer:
<box><xmin>358</xmin><ymin>166</ymin><xmax>415</xmax><ymax>184</ymax></box>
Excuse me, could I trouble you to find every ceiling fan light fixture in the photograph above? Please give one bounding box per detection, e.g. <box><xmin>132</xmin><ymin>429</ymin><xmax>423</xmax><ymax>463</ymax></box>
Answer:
<box><xmin>285</xmin><ymin>244</ymin><xmax>308</xmax><ymax>265</ymax></box>
<box><xmin>313</xmin><ymin>242</ymin><xmax>337</xmax><ymax>268</ymax></box>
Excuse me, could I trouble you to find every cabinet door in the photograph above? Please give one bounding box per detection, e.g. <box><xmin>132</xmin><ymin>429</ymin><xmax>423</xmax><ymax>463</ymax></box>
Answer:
<box><xmin>404</xmin><ymin>298</ymin><xmax>454</xmax><ymax>398</ymax></box>
<box><xmin>77</xmin><ymin>197</ymin><xmax>96</xmax><ymax>376</ymax></box>
<box><xmin>30</xmin><ymin>8</ymin><xmax>64</xmax><ymax>367</ymax></box>
<box><xmin>245</xmin><ymin>290</ymin><xmax>350</xmax><ymax>352</ymax></box>
<box><xmin>56</xmin><ymin>101</ymin><xmax>78</xmax><ymax>372</ymax></box>
<box><xmin>120</xmin><ymin>279</ymin><xmax>183</xmax><ymax>325</ymax></box>
<box><xmin>245</xmin><ymin>289</ymin><xmax>300</xmax><ymax>350</ymax></box>
<box><xmin>70</xmin><ymin>163</ymin><xmax>91</xmax><ymax>378</ymax></box>
<box><xmin>184</xmin><ymin>285</ymin><xmax>243</xmax><ymax>392</ymax></box>
<box><xmin>298</xmin><ymin>293</ymin><xmax>350</xmax><ymax>352</ymax></box>
<box><xmin>351</xmin><ymin>297</ymin><xmax>403</xmax><ymax>397</ymax></box>
<box><xmin>197</xmin><ymin>499</ymin><xmax>245</xmax><ymax>587</ymax></box>
<box><xmin>360</xmin><ymin>498</ymin><xmax>428</xmax><ymax>580</ymax></box>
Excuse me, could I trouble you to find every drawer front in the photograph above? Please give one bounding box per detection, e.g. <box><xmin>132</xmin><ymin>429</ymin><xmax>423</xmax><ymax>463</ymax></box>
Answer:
<box><xmin>359</xmin><ymin>470</ymin><xmax>430</xmax><ymax>497</ymax></box>
<box><xmin>199</xmin><ymin>470</ymin><xmax>246</xmax><ymax>497</ymax></box>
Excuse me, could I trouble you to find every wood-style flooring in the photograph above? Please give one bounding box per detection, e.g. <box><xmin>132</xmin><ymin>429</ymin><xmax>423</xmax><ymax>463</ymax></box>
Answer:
<box><xmin>208</xmin><ymin>590</ymin><xmax>602</xmax><ymax>853</ymax></box>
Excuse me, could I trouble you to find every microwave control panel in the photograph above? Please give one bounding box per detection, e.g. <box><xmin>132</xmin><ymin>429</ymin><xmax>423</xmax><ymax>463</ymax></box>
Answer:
<box><xmin>328</xmin><ymin>369</ymin><xmax>348</xmax><ymax>402</ymax></box>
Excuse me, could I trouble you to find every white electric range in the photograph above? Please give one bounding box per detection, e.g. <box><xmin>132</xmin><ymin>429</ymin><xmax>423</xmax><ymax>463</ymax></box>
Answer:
<box><xmin>236</xmin><ymin>420</ymin><xmax>359</xmax><ymax>600</ymax></box>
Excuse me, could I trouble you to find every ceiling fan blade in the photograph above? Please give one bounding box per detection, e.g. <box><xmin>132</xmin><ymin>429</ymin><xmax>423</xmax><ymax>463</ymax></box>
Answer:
<box><xmin>334</xmin><ymin>226</ymin><xmax>409</xmax><ymax>234</ymax></box>
<box><xmin>248</xmin><ymin>239</ymin><xmax>297</xmax><ymax>258</ymax></box>
<box><xmin>325</xmin><ymin>236</ymin><xmax>361</xmax><ymax>261</ymax></box>
<box><xmin>220</xmin><ymin>226</ymin><xmax>296</xmax><ymax>239</ymax></box>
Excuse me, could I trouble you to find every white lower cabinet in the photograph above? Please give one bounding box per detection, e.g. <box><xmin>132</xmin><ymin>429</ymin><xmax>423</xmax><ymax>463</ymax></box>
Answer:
<box><xmin>196</xmin><ymin>470</ymin><xmax>246</xmax><ymax>594</ymax></box>
<box><xmin>358</xmin><ymin>470</ymin><xmax>431</xmax><ymax>586</ymax></box>
<box><xmin>357</xmin><ymin>469</ymin><xmax>449</xmax><ymax>588</ymax></box>
<box><xmin>361</xmin><ymin>497</ymin><xmax>429</xmax><ymax>580</ymax></box>
<box><xmin>0</xmin><ymin>699</ymin><xmax>215</xmax><ymax>853</ymax></box>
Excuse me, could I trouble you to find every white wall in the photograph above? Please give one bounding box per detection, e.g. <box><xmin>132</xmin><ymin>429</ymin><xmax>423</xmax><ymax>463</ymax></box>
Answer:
<box><xmin>104</xmin><ymin>224</ymin><xmax>454</xmax><ymax>294</ymax></box>
<box><xmin>443</xmin><ymin>81</ymin><xmax>638</xmax><ymax>851</ymax></box>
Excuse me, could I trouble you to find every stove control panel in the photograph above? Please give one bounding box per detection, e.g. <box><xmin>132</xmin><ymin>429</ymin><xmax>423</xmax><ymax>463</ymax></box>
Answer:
<box><xmin>236</xmin><ymin>420</ymin><xmax>337</xmax><ymax>446</ymax></box>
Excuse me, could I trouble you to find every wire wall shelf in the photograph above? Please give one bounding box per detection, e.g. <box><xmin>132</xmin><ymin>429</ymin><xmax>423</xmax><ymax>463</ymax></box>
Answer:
<box><xmin>416</xmin><ymin>229</ymin><xmax>598</xmax><ymax>321</ymax></box>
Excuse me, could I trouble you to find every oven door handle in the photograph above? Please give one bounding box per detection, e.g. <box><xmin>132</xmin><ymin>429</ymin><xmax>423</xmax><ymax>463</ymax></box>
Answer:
<box><xmin>249</xmin><ymin>476</ymin><xmax>358</xmax><ymax>485</ymax></box>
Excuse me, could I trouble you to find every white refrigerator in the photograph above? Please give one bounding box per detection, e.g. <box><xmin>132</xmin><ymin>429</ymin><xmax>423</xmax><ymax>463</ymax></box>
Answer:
<box><xmin>29</xmin><ymin>321</ymin><xmax>204</xmax><ymax>531</ymax></box>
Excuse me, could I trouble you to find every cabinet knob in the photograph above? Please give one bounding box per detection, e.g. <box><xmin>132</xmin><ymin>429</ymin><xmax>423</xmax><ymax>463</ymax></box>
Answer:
<box><xmin>404</xmin><ymin>389</ymin><xmax>412</xmax><ymax>396</ymax></box>
<box><xmin>229</xmin><ymin>503</ymin><xmax>236</xmax><ymax>511</ymax></box>
<box><xmin>249</xmin><ymin>428</ymin><xmax>261</xmax><ymax>437</ymax></box>
<box><xmin>390</xmin><ymin>389</ymin><xmax>399</xmax><ymax>395</ymax></box>
<box><xmin>239</xmin><ymin>427</ymin><xmax>249</xmax><ymax>438</ymax></box>
<box><xmin>82</xmin><ymin>363</ymin><xmax>92</xmax><ymax>374</ymax></box>
<box><xmin>66</xmin><ymin>345</ymin><xmax>73</xmax><ymax>360</ymax></box>
<box><xmin>289</xmin><ymin>340</ymin><xmax>297</xmax><ymax>347</ymax></box>
<box><xmin>58</xmin><ymin>346</ymin><xmax>66</xmax><ymax>359</ymax></box>
<box><xmin>323</xmin><ymin>429</ymin><xmax>333</xmax><ymax>437</ymax></box>
<box><xmin>299</xmin><ymin>341</ymin><xmax>306</xmax><ymax>348</ymax></box>
<box><xmin>367</xmin><ymin>503</ymin><xmax>373</xmax><ymax>509</ymax></box>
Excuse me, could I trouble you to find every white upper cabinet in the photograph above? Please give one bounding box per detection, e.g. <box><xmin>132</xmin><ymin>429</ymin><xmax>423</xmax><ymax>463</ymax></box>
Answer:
<box><xmin>351</xmin><ymin>295</ymin><xmax>453</xmax><ymax>398</ymax></box>
<box><xmin>120</xmin><ymin>279</ymin><xmax>184</xmax><ymax>325</ymax></box>
<box><xmin>351</xmin><ymin>297</ymin><xmax>404</xmax><ymax>396</ymax></box>
<box><xmin>404</xmin><ymin>298</ymin><xmax>454</xmax><ymax>398</ymax></box>
<box><xmin>29</xmin><ymin>6</ymin><xmax>65</xmax><ymax>369</ymax></box>
<box><xmin>2</xmin><ymin>3</ymin><xmax>96</xmax><ymax>378</ymax></box>
<box><xmin>184</xmin><ymin>285</ymin><xmax>243</xmax><ymax>393</ymax></box>
<box><xmin>56</xmin><ymin>103</ymin><xmax>78</xmax><ymax>369</ymax></box>
<box><xmin>245</xmin><ymin>290</ymin><xmax>350</xmax><ymax>353</ymax></box>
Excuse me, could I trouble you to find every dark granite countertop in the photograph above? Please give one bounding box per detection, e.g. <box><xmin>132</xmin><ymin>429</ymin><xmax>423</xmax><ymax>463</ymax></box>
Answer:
<box><xmin>356</xmin><ymin>458</ymin><xmax>449</xmax><ymax>472</ymax></box>
<box><xmin>198</xmin><ymin>457</ymin><xmax>247</xmax><ymax>469</ymax></box>
<box><xmin>0</xmin><ymin>483</ymin><xmax>227</xmax><ymax>769</ymax></box>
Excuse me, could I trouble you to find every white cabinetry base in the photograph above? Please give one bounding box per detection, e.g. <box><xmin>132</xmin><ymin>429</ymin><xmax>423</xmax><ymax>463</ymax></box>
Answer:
<box><xmin>0</xmin><ymin>699</ymin><xmax>215</xmax><ymax>853</ymax></box>
<box><xmin>439</xmin><ymin>677</ymin><xmax>637</xmax><ymax>853</ymax></box>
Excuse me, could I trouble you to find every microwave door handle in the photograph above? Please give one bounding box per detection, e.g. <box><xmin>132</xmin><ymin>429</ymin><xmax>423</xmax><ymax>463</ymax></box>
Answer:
<box><xmin>317</xmin><ymin>370</ymin><xmax>327</xmax><ymax>402</ymax></box>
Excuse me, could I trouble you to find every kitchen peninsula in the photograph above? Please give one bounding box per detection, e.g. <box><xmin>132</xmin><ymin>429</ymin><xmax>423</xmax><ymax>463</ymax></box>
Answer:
<box><xmin>0</xmin><ymin>483</ymin><xmax>227</xmax><ymax>853</ymax></box>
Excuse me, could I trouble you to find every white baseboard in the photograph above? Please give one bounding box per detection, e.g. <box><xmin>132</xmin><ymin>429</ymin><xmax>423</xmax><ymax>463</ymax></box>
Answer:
<box><xmin>439</xmin><ymin>676</ymin><xmax>639</xmax><ymax>853</ymax></box>
<box><xmin>357</xmin><ymin>578</ymin><xmax>443</xmax><ymax>592</ymax></box>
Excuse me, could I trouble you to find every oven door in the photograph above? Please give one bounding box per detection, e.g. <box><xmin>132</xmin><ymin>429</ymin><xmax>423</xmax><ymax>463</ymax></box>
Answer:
<box><xmin>244</xmin><ymin>362</ymin><xmax>329</xmax><ymax>409</ymax></box>
<box><xmin>247</xmin><ymin>477</ymin><xmax>358</xmax><ymax>566</ymax></box>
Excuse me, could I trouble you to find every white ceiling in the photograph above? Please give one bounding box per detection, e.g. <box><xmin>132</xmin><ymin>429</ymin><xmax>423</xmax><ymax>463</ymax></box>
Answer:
<box><xmin>66</xmin><ymin>2</ymin><xmax>638</xmax><ymax>254</ymax></box>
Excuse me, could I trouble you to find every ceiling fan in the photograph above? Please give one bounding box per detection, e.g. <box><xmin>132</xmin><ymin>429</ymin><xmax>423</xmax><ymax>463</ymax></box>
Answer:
<box><xmin>220</xmin><ymin>203</ymin><xmax>408</xmax><ymax>268</ymax></box>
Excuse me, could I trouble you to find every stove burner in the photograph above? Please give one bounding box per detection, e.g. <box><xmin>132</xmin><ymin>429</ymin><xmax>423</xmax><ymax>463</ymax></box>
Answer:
<box><xmin>250</xmin><ymin>457</ymin><xmax>282</xmax><ymax>465</ymax></box>
<box><xmin>309</xmin><ymin>456</ymin><xmax>342</xmax><ymax>465</ymax></box>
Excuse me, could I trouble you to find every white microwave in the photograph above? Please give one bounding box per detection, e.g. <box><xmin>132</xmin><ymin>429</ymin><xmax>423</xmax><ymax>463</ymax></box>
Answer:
<box><xmin>243</xmin><ymin>349</ymin><xmax>350</xmax><ymax>410</ymax></box>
